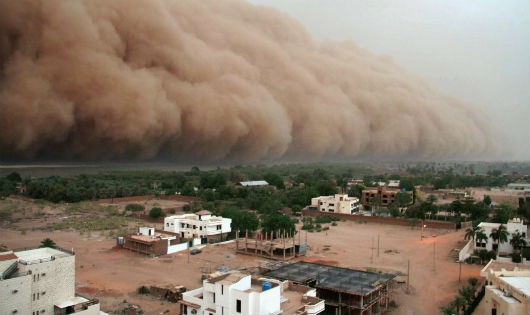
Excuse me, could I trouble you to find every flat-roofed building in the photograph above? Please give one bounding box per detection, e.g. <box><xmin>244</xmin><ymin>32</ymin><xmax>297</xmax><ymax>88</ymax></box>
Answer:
<box><xmin>164</xmin><ymin>210</ymin><xmax>231</xmax><ymax>243</ymax></box>
<box><xmin>361</xmin><ymin>186</ymin><xmax>413</xmax><ymax>211</ymax></box>
<box><xmin>310</xmin><ymin>194</ymin><xmax>360</xmax><ymax>214</ymax></box>
<box><xmin>476</xmin><ymin>218</ymin><xmax>528</xmax><ymax>254</ymax></box>
<box><xmin>180</xmin><ymin>271</ymin><xmax>324</xmax><ymax>315</ymax></box>
<box><xmin>0</xmin><ymin>248</ymin><xmax>102</xmax><ymax>315</ymax></box>
<box><xmin>475</xmin><ymin>260</ymin><xmax>530</xmax><ymax>315</ymax></box>
<box><xmin>122</xmin><ymin>227</ymin><xmax>198</xmax><ymax>256</ymax></box>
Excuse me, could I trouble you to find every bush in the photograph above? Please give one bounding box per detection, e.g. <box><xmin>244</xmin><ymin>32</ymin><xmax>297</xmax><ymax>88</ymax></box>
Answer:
<box><xmin>315</xmin><ymin>215</ymin><xmax>340</xmax><ymax>224</ymax></box>
<box><xmin>512</xmin><ymin>252</ymin><xmax>522</xmax><ymax>263</ymax></box>
<box><xmin>137</xmin><ymin>286</ymin><xmax>150</xmax><ymax>294</ymax></box>
<box><xmin>149</xmin><ymin>207</ymin><xmax>165</xmax><ymax>218</ymax></box>
<box><xmin>125</xmin><ymin>204</ymin><xmax>145</xmax><ymax>212</ymax></box>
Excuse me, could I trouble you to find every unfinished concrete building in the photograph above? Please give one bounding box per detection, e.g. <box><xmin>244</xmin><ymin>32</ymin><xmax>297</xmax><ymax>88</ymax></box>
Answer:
<box><xmin>235</xmin><ymin>230</ymin><xmax>307</xmax><ymax>261</ymax></box>
<box><xmin>265</xmin><ymin>261</ymin><xmax>396</xmax><ymax>315</ymax></box>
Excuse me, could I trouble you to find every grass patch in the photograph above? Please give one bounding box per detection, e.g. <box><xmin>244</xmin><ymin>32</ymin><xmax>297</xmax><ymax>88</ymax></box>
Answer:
<box><xmin>50</xmin><ymin>215</ymin><xmax>128</xmax><ymax>232</ymax></box>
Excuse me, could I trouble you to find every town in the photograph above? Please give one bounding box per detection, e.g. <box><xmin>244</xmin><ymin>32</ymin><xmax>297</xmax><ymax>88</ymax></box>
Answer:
<box><xmin>1</xmin><ymin>161</ymin><xmax>530</xmax><ymax>315</ymax></box>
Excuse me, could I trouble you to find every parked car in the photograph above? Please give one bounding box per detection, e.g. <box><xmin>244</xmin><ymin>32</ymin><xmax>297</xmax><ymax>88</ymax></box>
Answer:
<box><xmin>190</xmin><ymin>248</ymin><xmax>202</xmax><ymax>255</ymax></box>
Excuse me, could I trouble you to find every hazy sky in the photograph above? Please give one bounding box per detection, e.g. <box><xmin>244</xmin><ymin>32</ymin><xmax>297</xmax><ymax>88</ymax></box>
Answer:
<box><xmin>250</xmin><ymin>0</ymin><xmax>530</xmax><ymax>160</ymax></box>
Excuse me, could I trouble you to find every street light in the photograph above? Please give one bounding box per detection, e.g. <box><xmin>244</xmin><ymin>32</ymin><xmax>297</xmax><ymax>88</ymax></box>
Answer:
<box><xmin>421</xmin><ymin>222</ymin><xmax>427</xmax><ymax>240</ymax></box>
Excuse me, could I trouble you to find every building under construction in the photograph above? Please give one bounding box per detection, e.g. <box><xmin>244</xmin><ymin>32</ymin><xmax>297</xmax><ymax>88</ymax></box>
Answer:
<box><xmin>235</xmin><ymin>230</ymin><xmax>308</xmax><ymax>261</ymax></box>
<box><xmin>265</xmin><ymin>261</ymin><xmax>396</xmax><ymax>315</ymax></box>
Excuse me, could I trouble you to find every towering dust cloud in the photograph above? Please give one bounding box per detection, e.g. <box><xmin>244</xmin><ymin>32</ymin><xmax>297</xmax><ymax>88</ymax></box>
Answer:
<box><xmin>0</xmin><ymin>0</ymin><xmax>498</xmax><ymax>162</ymax></box>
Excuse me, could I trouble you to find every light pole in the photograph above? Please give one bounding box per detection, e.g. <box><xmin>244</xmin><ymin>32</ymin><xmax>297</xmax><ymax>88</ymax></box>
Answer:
<box><xmin>421</xmin><ymin>222</ymin><xmax>427</xmax><ymax>241</ymax></box>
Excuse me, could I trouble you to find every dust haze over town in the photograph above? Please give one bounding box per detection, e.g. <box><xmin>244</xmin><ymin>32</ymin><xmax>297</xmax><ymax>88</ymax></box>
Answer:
<box><xmin>2</xmin><ymin>2</ymin><xmax>530</xmax><ymax>315</ymax></box>
<box><xmin>2</xmin><ymin>0</ymin><xmax>527</xmax><ymax>164</ymax></box>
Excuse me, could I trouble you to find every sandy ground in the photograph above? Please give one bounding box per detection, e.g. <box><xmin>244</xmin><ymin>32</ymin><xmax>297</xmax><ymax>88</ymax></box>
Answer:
<box><xmin>0</xmin><ymin>199</ymin><xmax>483</xmax><ymax>315</ymax></box>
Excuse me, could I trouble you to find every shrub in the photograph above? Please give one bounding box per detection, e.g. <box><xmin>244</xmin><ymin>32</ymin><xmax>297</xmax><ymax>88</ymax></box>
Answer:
<box><xmin>513</xmin><ymin>252</ymin><xmax>522</xmax><ymax>263</ymax></box>
<box><xmin>137</xmin><ymin>286</ymin><xmax>150</xmax><ymax>294</ymax></box>
<box><xmin>331</xmin><ymin>222</ymin><xmax>337</xmax><ymax>226</ymax></box>
<box><xmin>125</xmin><ymin>204</ymin><xmax>145</xmax><ymax>212</ymax></box>
<box><xmin>149</xmin><ymin>207</ymin><xmax>165</xmax><ymax>218</ymax></box>
<box><xmin>315</xmin><ymin>215</ymin><xmax>340</xmax><ymax>224</ymax></box>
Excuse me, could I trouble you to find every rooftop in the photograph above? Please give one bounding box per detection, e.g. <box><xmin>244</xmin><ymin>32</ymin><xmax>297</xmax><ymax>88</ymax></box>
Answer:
<box><xmin>500</xmin><ymin>277</ymin><xmax>530</xmax><ymax>297</ymax></box>
<box><xmin>239</xmin><ymin>180</ymin><xmax>269</xmax><ymax>187</ymax></box>
<box><xmin>265</xmin><ymin>261</ymin><xmax>396</xmax><ymax>296</ymax></box>
<box><xmin>15</xmin><ymin>247</ymin><xmax>73</xmax><ymax>265</ymax></box>
<box><xmin>196</xmin><ymin>210</ymin><xmax>212</xmax><ymax>215</ymax></box>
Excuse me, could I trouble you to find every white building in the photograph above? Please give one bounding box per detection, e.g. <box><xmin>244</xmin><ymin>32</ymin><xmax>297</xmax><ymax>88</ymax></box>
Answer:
<box><xmin>0</xmin><ymin>247</ymin><xmax>103</xmax><ymax>315</ymax></box>
<box><xmin>239</xmin><ymin>181</ymin><xmax>269</xmax><ymax>187</ymax></box>
<box><xmin>311</xmin><ymin>194</ymin><xmax>360</xmax><ymax>214</ymax></box>
<box><xmin>476</xmin><ymin>218</ymin><xmax>528</xmax><ymax>254</ymax></box>
<box><xmin>474</xmin><ymin>260</ymin><xmax>530</xmax><ymax>315</ymax></box>
<box><xmin>164</xmin><ymin>210</ymin><xmax>231</xmax><ymax>243</ymax></box>
<box><xmin>507</xmin><ymin>183</ymin><xmax>530</xmax><ymax>192</ymax></box>
<box><xmin>180</xmin><ymin>272</ymin><xmax>325</xmax><ymax>315</ymax></box>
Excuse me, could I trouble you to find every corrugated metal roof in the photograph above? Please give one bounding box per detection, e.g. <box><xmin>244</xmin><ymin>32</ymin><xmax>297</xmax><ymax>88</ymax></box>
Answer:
<box><xmin>239</xmin><ymin>180</ymin><xmax>269</xmax><ymax>186</ymax></box>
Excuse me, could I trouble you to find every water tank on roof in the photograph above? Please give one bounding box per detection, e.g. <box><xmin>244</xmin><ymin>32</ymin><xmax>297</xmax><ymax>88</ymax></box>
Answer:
<box><xmin>262</xmin><ymin>282</ymin><xmax>272</xmax><ymax>291</ymax></box>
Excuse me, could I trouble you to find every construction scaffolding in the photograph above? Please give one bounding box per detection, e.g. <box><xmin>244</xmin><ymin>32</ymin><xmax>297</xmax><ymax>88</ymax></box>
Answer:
<box><xmin>265</xmin><ymin>261</ymin><xmax>396</xmax><ymax>315</ymax></box>
<box><xmin>235</xmin><ymin>230</ymin><xmax>308</xmax><ymax>261</ymax></box>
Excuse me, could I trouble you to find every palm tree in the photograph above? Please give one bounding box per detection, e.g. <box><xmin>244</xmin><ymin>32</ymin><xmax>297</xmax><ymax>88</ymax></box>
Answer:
<box><xmin>490</xmin><ymin>224</ymin><xmax>509</xmax><ymax>254</ymax></box>
<box><xmin>39</xmin><ymin>238</ymin><xmax>57</xmax><ymax>249</ymax></box>
<box><xmin>473</xmin><ymin>229</ymin><xmax>488</xmax><ymax>250</ymax></box>
<box><xmin>453</xmin><ymin>295</ymin><xmax>467</xmax><ymax>315</ymax></box>
<box><xmin>465</xmin><ymin>225</ymin><xmax>482</xmax><ymax>241</ymax></box>
<box><xmin>459</xmin><ymin>286</ymin><xmax>475</xmax><ymax>307</ymax></box>
<box><xmin>510</xmin><ymin>230</ymin><xmax>527</xmax><ymax>252</ymax></box>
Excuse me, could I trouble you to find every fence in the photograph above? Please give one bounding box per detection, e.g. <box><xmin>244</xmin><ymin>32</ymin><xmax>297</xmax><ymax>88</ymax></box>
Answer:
<box><xmin>301</xmin><ymin>210</ymin><xmax>456</xmax><ymax>230</ymax></box>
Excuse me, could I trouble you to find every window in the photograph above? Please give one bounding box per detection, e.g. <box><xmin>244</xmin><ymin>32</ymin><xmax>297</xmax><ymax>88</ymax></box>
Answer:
<box><xmin>216</xmin><ymin>225</ymin><xmax>221</xmax><ymax>230</ymax></box>
<box><xmin>33</xmin><ymin>293</ymin><xmax>35</xmax><ymax>301</ymax></box>
<box><xmin>213</xmin><ymin>293</ymin><xmax>215</xmax><ymax>303</ymax></box>
<box><xmin>221</xmin><ymin>285</ymin><xmax>224</xmax><ymax>295</ymax></box>
<box><xmin>12</xmin><ymin>289</ymin><xmax>18</xmax><ymax>294</ymax></box>
<box><xmin>41</xmin><ymin>273</ymin><xmax>46</xmax><ymax>276</ymax></box>
<box><xmin>236</xmin><ymin>299</ymin><xmax>241</xmax><ymax>313</ymax></box>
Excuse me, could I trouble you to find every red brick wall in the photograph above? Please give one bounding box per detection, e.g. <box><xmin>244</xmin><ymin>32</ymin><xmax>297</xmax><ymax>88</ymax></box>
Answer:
<box><xmin>302</xmin><ymin>210</ymin><xmax>456</xmax><ymax>230</ymax></box>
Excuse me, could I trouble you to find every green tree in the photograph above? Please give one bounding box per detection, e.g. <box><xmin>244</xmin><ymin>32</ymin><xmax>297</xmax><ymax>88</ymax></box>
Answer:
<box><xmin>465</xmin><ymin>225</ymin><xmax>483</xmax><ymax>242</ymax></box>
<box><xmin>510</xmin><ymin>231</ymin><xmax>527</xmax><ymax>252</ymax></box>
<box><xmin>149</xmin><ymin>207</ymin><xmax>165</xmax><ymax>218</ymax></box>
<box><xmin>490</xmin><ymin>224</ymin><xmax>509</xmax><ymax>254</ymax></box>
<box><xmin>453</xmin><ymin>295</ymin><xmax>467</xmax><ymax>315</ymax></box>
<box><xmin>263</xmin><ymin>173</ymin><xmax>284</xmax><ymax>189</ymax></box>
<box><xmin>475</xmin><ymin>229</ymin><xmax>488</xmax><ymax>248</ymax></box>
<box><xmin>6</xmin><ymin>172</ymin><xmax>22</xmax><ymax>182</ymax></box>
<box><xmin>395</xmin><ymin>193</ymin><xmax>412</xmax><ymax>207</ymax></box>
<box><xmin>314</xmin><ymin>181</ymin><xmax>337</xmax><ymax>196</ymax></box>
<box><xmin>483</xmin><ymin>195</ymin><xmax>492</xmax><ymax>206</ymax></box>
<box><xmin>260</xmin><ymin>213</ymin><xmax>295</xmax><ymax>236</ymax></box>
<box><xmin>222</xmin><ymin>208</ymin><xmax>259</xmax><ymax>235</ymax></box>
<box><xmin>40</xmin><ymin>238</ymin><xmax>57</xmax><ymax>249</ymax></box>
<box><xmin>450</xmin><ymin>200</ymin><xmax>464</xmax><ymax>217</ymax></box>
<box><xmin>491</xmin><ymin>201</ymin><xmax>516</xmax><ymax>223</ymax></box>
<box><xmin>459</xmin><ymin>285</ymin><xmax>475</xmax><ymax>307</ymax></box>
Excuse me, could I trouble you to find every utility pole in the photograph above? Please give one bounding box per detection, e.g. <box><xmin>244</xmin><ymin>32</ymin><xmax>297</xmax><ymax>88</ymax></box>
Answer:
<box><xmin>407</xmin><ymin>260</ymin><xmax>410</xmax><ymax>294</ymax></box>
<box><xmin>433</xmin><ymin>241</ymin><xmax>436</xmax><ymax>271</ymax></box>
<box><xmin>377</xmin><ymin>233</ymin><xmax>380</xmax><ymax>257</ymax></box>
<box><xmin>459</xmin><ymin>260</ymin><xmax>462</xmax><ymax>282</ymax></box>
<box><xmin>371</xmin><ymin>237</ymin><xmax>375</xmax><ymax>264</ymax></box>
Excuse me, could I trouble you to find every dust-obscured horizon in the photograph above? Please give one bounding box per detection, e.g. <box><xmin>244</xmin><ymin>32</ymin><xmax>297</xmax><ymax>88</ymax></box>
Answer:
<box><xmin>0</xmin><ymin>0</ymin><xmax>502</xmax><ymax>163</ymax></box>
